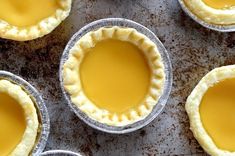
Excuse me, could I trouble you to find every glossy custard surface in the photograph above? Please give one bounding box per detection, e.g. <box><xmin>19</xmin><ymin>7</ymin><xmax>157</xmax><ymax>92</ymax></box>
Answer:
<box><xmin>200</xmin><ymin>78</ymin><xmax>235</xmax><ymax>151</ymax></box>
<box><xmin>0</xmin><ymin>93</ymin><xmax>26</xmax><ymax>156</ymax></box>
<box><xmin>0</xmin><ymin>0</ymin><xmax>60</xmax><ymax>27</ymax></box>
<box><xmin>80</xmin><ymin>39</ymin><xmax>151</xmax><ymax>114</ymax></box>
<box><xmin>203</xmin><ymin>0</ymin><xmax>235</xmax><ymax>9</ymax></box>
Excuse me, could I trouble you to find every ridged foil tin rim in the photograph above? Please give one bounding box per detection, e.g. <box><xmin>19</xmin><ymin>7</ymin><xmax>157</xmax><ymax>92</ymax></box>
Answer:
<box><xmin>178</xmin><ymin>0</ymin><xmax>235</xmax><ymax>32</ymax></box>
<box><xmin>0</xmin><ymin>70</ymin><xmax>50</xmax><ymax>155</ymax></box>
<box><xmin>59</xmin><ymin>18</ymin><xmax>173</xmax><ymax>134</ymax></box>
<box><xmin>40</xmin><ymin>150</ymin><xmax>83</xmax><ymax>156</ymax></box>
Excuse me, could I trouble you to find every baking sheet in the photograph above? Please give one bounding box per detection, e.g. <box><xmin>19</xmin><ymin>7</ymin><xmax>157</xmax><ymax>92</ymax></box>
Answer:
<box><xmin>1</xmin><ymin>0</ymin><xmax>233</xmax><ymax>155</ymax></box>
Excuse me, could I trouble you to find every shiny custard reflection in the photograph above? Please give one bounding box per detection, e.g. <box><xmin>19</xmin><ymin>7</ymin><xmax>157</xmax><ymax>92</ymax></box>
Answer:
<box><xmin>203</xmin><ymin>0</ymin><xmax>235</xmax><ymax>9</ymax></box>
<box><xmin>0</xmin><ymin>93</ymin><xmax>26</xmax><ymax>156</ymax></box>
<box><xmin>80</xmin><ymin>39</ymin><xmax>151</xmax><ymax>115</ymax></box>
<box><xmin>200</xmin><ymin>78</ymin><xmax>235</xmax><ymax>151</ymax></box>
<box><xmin>0</xmin><ymin>0</ymin><xmax>61</xmax><ymax>27</ymax></box>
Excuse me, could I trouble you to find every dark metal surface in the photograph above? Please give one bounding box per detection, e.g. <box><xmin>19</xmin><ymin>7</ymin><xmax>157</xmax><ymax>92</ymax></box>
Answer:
<box><xmin>1</xmin><ymin>0</ymin><xmax>234</xmax><ymax>155</ymax></box>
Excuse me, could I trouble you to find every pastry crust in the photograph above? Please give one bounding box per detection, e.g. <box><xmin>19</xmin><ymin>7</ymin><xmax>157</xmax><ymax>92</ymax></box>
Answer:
<box><xmin>0</xmin><ymin>79</ymin><xmax>39</xmax><ymax>156</ymax></box>
<box><xmin>0</xmin><ymin>0</ymin><xmax>71</xmax><ymax>41</ymax></box>
<box><xmin>186</xmin><ymin>65</ymin><xmax>235</xmax><ymax>156</ymax></box>
<box><xmin>183</xmin><ymin>0</ymin><xmax>235</xmax><ymax>25</ymax></box>
<box><xmin>63</xmin><ymin>26</ymin><xmax>165</xmax><ymax>126</ymax></box>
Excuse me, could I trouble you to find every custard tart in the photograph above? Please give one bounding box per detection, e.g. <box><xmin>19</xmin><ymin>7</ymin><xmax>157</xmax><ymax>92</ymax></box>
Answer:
<box><xmin>0</xmin><ymin>0</ymin><xmax>71</xmax><ymax>41</ymax></box>
<box><xmin>0</xmin><ymin>79</ymin><xmax>39</xmax><ymax>156</ymax></box>
<box><xmin>183</xmin><ymin>0</ymin><xmax>235</xmax><ymax>25</ymax></box>
<box><xmin>186</xmin><ymin>65</ymin><xmax>235</xmax><ymax>156</ymax></box>
<box><xmin>63</xmin><ymin>26</ymin><xmax>165</xmax><ymax>126</ymax></box>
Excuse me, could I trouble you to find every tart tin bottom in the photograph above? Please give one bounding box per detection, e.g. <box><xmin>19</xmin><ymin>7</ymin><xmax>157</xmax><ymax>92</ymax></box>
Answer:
<box><xmin>60</xmin><ymin>18</ymin><xmax>172</xmax><ymax>134</ymax></box>
<box><xmin>178</xmin><ymin>0</ymin><xmax>235</xmax><ymax>32</ymax></box>
<box><xmin>0</xmin><ymin>71</ymin><xmax>50</xmax><ymax>155</ymax></box>
<box><xmin>40</xmin><ymin>150</ymin><xmax>83</xmax><ymax>156</ymax></box>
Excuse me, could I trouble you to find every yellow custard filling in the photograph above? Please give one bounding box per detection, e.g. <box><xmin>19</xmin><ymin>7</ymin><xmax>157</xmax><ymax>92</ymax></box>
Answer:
<box><xmin>203</xmin><ymin>0</ymin><xmax>235</xmax><ymax>9</ymax></box>
<box><xmin>200</xmin><ymin>78</ymin><xmax>235</xmax><ymax>151</ymax></box>
<box><xmin>0</xmin><ymin>0</ymin><xmax>61</xmax><ymax>27</ymax></box>
<box><xmin>80</xmin><ymin>39</ymin><xmax>151</xmax><ymax>114</ymax></box>
<box><xmin>0</xmin><ymin>93</ymin><xmax>26</xmax><ymax>156</ymax></box>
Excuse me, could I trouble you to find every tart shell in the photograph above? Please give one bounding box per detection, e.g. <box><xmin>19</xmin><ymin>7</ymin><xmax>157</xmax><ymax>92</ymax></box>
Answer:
<box><xmin>186</xmin><ymin>65</ymin><xmax>235</xmax><ymax>156</ymax></box>
<box><xmin>63</xmin><ymin>26</ymin><xmax>165</xmax><ymax>126</ymax></box>
<box><xmin>0</xmin><ymin>79</ymin><xmax>39</xmax><ymax>156</ymax></box>
<box><xmin>0</xmin><ymin>0</ymin><xmax>71</xmax><ymax>41</ymax></box>
<box><xmin>183</xmin><ymin>0</ymin><xmax>235</xmax><ymax>25</ymax></box>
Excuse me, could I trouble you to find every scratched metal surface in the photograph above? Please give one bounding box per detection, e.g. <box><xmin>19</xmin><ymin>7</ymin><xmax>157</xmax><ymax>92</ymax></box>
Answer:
<box><xmin>0</xmin><ymin>0</ymin><xmax>234</xmax><ymax>155</ymax></box>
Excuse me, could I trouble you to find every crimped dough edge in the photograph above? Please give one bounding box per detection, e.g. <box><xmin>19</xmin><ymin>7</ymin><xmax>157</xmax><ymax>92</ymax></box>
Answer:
<box><xmin>0</xmin><ymin>0</ymin><xmax>72</xmax><ymax>41</ymax></box>
<box><xmin>0</xmin><ymin>79</ymin><xmax>39</xmax><ymax>156</ymax></box>
<box><xmin>184</xmin><ymin>0</ymin><xmax>235</xmax><ymax>25</ymax></box>
<box><xmin>186</xmin><ymin>65</ymin><xmax>235</xmax><ymax>156</ymax></box>
<box><xmin>63</xmin><ymin>26</ymin><xmax>165</xmax><ymax>126</ymax></box>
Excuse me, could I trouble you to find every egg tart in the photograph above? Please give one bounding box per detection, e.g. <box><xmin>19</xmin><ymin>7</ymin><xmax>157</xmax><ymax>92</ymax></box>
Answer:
<box><xmin>183</xmin><ymin>0</ymin><xmax>235</xmax><ymax>25</ymax></box>
<box><xmin>62</xmin><ymin>26</ymin><xmax>165</xmax><ymax>126</ymax></box>
<box><xmin>0</xmin><ymin>79</ymin><xmax>39</xmax><ymax>156</ymax></box>
<box><xmin>0</xmin><ymin>0</ymin><xmax>71</xmax><ymax>41</ymax></box>
<box><xmin>186</xmin><ymin>65</ymin><xmax>235</xmax><ymax>156</ymax></box>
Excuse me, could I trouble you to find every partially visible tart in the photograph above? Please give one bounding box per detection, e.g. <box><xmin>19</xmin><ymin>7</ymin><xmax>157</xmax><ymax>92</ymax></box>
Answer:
<box><xmin>0</xmin><ymin>0</ymin><xmax>71</xmax><ymax>41</ymax></box>
<box><xmin>0</xmin><ymin>79</ymin><xmax>39</xmax><ymax>156</ymax></box>
<box><xmin>63</xmin><ymin>26</ymin><xmax>165</xmax><ymax>126</ymax></box>
<box><xmin>186</xmin><ymin>65</ymin><xmax>235</xmax><ymax>156</ymax></box>
<box><xmin>183</xmin><ymin>0</ymin><xmax>235</xmax><ymax>25</ymax></box>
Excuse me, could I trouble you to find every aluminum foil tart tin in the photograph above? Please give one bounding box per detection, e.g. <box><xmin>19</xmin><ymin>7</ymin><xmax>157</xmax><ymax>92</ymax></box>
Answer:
<box><xmin>59</xmin><ymin>18</ymin><xmax>173</xmax><ymax>134</ymax></box>
<box><xmin>40</xmin><ymin>150</ymin><xmax>83</xmax><ymax>156</ymax></box>
<box><xmin>178</xmin><ymin>0</ymin><xmax>235</xmax><ymax>32</ymax></box>
<box><xmin>0</xmin><ymin>70</ymin><xmax>50</xmax><ymax>155</ymax></box>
